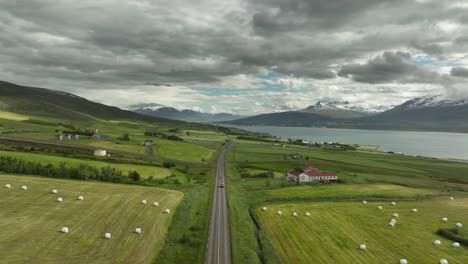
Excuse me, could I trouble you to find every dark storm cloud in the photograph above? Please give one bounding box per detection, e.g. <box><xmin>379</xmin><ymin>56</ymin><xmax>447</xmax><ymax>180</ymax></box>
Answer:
<box><xmin>0</xmin><ymin>0</ymin><xmax>467</xmax><ymax>96</ymax></box>
<box><xmin>450</xmin><ymin>67</ymin><xmax>468</xmax><ymax>78</ymax></box>
<box><xmin>338</xmin><ymin>52</ymin><xmax>446</xmax><ymax>84</ymax></box>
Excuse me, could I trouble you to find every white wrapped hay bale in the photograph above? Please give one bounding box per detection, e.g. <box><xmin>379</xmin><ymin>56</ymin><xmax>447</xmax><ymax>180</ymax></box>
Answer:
<box><xmin>52</xmin><ymin>189</ymin><xmax>57</xmax><ymax>194</ymax></box>
<box><xmin>434</xmin><ymin>240</ymin><xmax>441</xmax><ymax>245</ymax></box>
<box><xmin>411</xmin><ymin>208</ymin><xmax>418</xmax><ymax>213</ymax></box>
<box><xmin>141</xmin><ymin>200</ymin><xmax>147</xmax><ymax>205</ymax></box>
<box><xmin>165</xmin><ymin>209</ymin><xmax>170</xmax><ymax>214</ymax></box>
<box><xmin>440</xmin><ymin>259</ymin><xmax>448</xmax><ymax>264</ymax></box>
<box><xmin>57</xmin><ymin>197</ymin><xmax>63</xmax><ymax>202</ymax></box>
<box><xmin>21</xmin><ymin>186</ymin><xmax>27</xmax><ymax>190</ymax></box>
<box><xmin>277</xmin><ymin>211</ymin><xmax>282</xmax><ymax>215</ymax></box>
<box><xmin>456</xmin><ymin>223</ymin><xmax>463</xmax><ymax>228</ymax></box>
<box><xmin>77</xmin><ymin>196</ymin><xmax>84</xmax><ymax>200</ymax></box>
<box><xmin>452</xmin><ymin>242</ymin><xmax>460</xmax><ymax>248</ymax></box>
<box><xmin>390</xmin><ymin>219</ymin><xmax>397</xmax><ymax>223</ymax></box>
<box><xmin>362</xmin><ymin>200</ymin><xmax>367</xmax><ymax>204</ymax></box>
<box><xmin>61</xmin><ymin>227</ymin><xmax>69</xmax><ymax>233</ymax></box>
<box><xmin>104</xmin><ymin>233</ymin><xmax>111</xmax><ymax>239</ymax></box>
<box><xmin>135</xmin><ymin>228</ymin><xmax>142</xmax><ymax>234</ymax></box>
<box><xmin>442</xmin><ymin>217</ymin><xmax>448</xmax><ymax>222</ymax></box>
<box><xmin>388</xmin><ymin>221</ymin><xmax>395</xmax><ymax>227</ymax></box>
<box><xmin>377</xmin><ymin>206</ymin><xmax>383</xmax><ymax>210</ymax></box>
<box><xmin>305</xmin><ymin>212</ymin><xmax>311</xmax><ymax>216</ymax></box>
<box><xmin>5</xmin><ymin>184</ymin><xmax>11</xmax><ymax>188</ymax></box>
<box><xmin>449</xmin><ymin>196</ymin><xmax>454</xmax><ymax>200</ymax></box>
<box><xmin>292</xmin><ymin>212</ymin><xmax>298</xmax><ymax>217</ymax></box>
<box><xmin>393</xmin><ymin>213</ymin><xmax>399</xmax><ymax>217</ymax></box>
<box><xmin>400</xmin><ymin>259</ymin><xmax>408</xmax><ymax>264</ymax></box>
<box><xmin>262</xmin><ymin>207</ymin><xmax>267</xmax><ymax>211</ymax></box>
<box><xmin>391</xmin><ymin>202</ymin><xmax>397</xmax><ymax>206</ymax></box>
<box><xmin>153</xmin><ymin>202</ymin><xmax>159</xmax><ymax>207</ymax></box>
<box><xmin>359</xmin><ymin>244</ymin><xmax>366</xmax><ymax>250</ymax></box>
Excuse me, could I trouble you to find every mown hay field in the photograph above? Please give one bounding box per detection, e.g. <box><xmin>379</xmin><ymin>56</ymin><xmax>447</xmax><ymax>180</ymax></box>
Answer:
<box><xmin>0</xmin><ymin>175</ymin><xmax>183</xmax><ymax>264</ymax></box>
<box><xmin>258</xmin><ymin>198</ymin><xmax>468</xmax><ymax>264</ymax></box>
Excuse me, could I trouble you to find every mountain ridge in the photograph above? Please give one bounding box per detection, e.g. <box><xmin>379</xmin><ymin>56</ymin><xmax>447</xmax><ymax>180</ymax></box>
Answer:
<box><xmin>221</xmin><ymin>96</ymin><xmax>468</xmax><ymax>133</ymax></box>
<box><xmin>128</xmin><ymin>103</ymin><xmax>248</xmax><ymax>123</ymax></box>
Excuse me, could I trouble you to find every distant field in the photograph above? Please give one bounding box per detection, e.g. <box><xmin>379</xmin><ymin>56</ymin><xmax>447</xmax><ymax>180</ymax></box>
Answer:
<box><xmin>0</xmin><ymin>174</ymin><xmax>183</xmax><ymax>264</ymax></box>
<box><xmin>0</xmin><ymin>111</ymin><xmax>29</xmax><ymax>121</ymax></box>
<box><xmin>84</xmin><ymin>140</ymin><xmax>148</xmax><ymax>154</ymax></box>
<box><xmin>153</xmin><ymin>138</ymin><xmax>216</xmax><ymax>163</ymax></box>
<box><xmin>230</xmin><ymin>142</ymin><xmax>424</xmax><ymax>173</ymax></box>
<box><xmin>258</xmin><ymin>199</ymin><xmax>468</xmax><ymax>264</ymax></box>
<box><xmin>0</xmin><ymin>150</ymin><xmax>171</xmax><ymax>178</ymax></box>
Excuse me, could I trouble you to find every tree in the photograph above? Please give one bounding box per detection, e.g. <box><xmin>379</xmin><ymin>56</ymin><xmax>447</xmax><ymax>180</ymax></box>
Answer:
<box><xmin>129</xmin><ymin>171</ymin><xmax>141</xmax><ymax>181</ymax></box>
<box><xmin>119</xmin><ymin>133</ymin><xmax>130</xmax><ymax>141</ymax></box>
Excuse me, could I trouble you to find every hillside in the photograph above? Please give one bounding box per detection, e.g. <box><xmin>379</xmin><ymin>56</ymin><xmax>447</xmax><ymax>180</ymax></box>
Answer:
<box><xmin>129</xmin><ymin>103</ymin><xmax>247</xmax><ymax>122</ymax></box>
<box><xmin>0</xmin><ymin>81</ymin><xmax>215</xmax><ymax>130</ymax></box>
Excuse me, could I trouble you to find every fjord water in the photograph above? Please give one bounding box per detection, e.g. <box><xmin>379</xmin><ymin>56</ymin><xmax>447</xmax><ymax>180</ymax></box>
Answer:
<box><xmin>226</xmin><ymin>125</ymin><xmax>468</xmax><ymax>160</ymax></box>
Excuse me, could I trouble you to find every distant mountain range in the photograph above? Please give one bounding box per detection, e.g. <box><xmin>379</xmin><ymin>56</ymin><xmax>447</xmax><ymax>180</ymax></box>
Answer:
<box><xmin>222</xmin><ymin>97</ymin><xmax>468</xmax><ymax>133</ymax></box>
<box><xmin>128</xmin><ymin>103</ymin><xmax>248</xmax><ymax>123</ymax></box>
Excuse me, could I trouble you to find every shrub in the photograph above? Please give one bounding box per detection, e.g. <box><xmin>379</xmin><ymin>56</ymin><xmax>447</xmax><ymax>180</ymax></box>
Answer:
<box><xmin>436</xmin><ymin>228</ymin><xmax>468</xmax><ymax>246</ymax></box>
<box><xmin>163</xmin><ymin>162</ymin><xmax>176</xmax><ymax>168</ymax></box>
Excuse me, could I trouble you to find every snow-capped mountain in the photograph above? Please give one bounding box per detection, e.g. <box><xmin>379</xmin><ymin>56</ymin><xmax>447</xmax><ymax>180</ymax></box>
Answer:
<box><xmin>388</xmin><ymin>96</ymin><xmax>468</xmax><ymax>112</ymax></box>
<box><xmin>126</xmin><ymin>103</ymin><xmax>166</xmax><ymax>111</ymax></box>
<box><xmin>223</xmin><ymin>95</ymin><xmax>468</xmax><ymax>132</ymax></box>
<box><xmin>127</xmin><ymin>103</ymin><xmax>248</xmax><ymax>123</ymax></box>
<box><xmin>299</xmin><ymin>102</ymin><xmax>374</xmax><ymax>118</ymax></box>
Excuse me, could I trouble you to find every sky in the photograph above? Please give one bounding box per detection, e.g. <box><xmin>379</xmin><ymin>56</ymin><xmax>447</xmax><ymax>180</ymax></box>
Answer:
<box><xmin>1</xmin><ymin>0</ymin><xmax>468</xmax><ymax>115</ymax></box>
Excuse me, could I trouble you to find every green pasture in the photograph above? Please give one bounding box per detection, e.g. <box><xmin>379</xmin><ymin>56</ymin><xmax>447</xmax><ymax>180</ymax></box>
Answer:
<box><xmin>0</xmin><ymin>150</ymin><xmax>171</xmax><ymax>178</ymax></box>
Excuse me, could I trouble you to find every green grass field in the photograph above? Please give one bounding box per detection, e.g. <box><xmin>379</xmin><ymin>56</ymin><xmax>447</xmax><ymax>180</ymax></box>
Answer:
<box><xmin>0</xmin><ymin>111</ymin><xmax>29</xmax><ymax>121</ymax></box>
<box><xmin>266</xmin><ymin>184</ymin><xmax>441</xmax><ymax>199</ymax></box>
<box><xmin>153</xmin><ymin>138</ymin><xmax>216</xmax><ymax>163</ymax></box>
<box><xmin>0</xmin><ymin>174</ymin><xmax>183</xmax><ymax>264</ymax></box>
<box><xmin>258</xmin><ymin>199</ymin><xmax>468</xmax><ymax>264</ymax></box>
<box><xmin>227</xmin><ymin>140</ymin><xmax>468</xmax><ymax>264</ymax></box>
<box><xmin>0</xmin><ymin>150</ymin><xmax>171</xmax><ymax>178</ymax></box>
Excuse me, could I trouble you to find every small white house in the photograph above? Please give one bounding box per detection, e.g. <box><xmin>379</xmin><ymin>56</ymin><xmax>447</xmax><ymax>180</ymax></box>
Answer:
<box><xmin>94</xmin><ymin>149</ymin><xmax>107</xmax><ymax>157</ymax></box>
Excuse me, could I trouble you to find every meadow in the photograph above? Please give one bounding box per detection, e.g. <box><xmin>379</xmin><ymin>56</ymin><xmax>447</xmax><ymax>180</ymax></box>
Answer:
<box><xmin>226</xmin><ymin>139</ymin><xmax>468</xmax><ymax>264</ymax></box>
<box><xmin>0</xmin><ymin>174</ymin><xmax>183</xmax><ymax>264</ymax></box>
<box><xmin>258</xmin><ymin>199</ymin><xmax>468</xmax><ymax>264</ymax></box>
<box><xmin>0</xmin><ymin>150</ymin><xmax>171</xmax><ymax>178</ymax></box>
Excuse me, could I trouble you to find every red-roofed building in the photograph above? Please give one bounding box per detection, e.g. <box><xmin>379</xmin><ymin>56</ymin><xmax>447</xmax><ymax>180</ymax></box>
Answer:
<box><xmin>303</xmin><ymin>166</ymin><xmax>319</xmax><ymax>172</ymax></box>
<box><xmin>304</xmin><ymin>171</ymin><xmax>338</xmax><ymax>183</ymax></box>
<box><xmin>286</xmin><ymin>166</ymin><xmax>338</xmax><ymax>183</ymax></box>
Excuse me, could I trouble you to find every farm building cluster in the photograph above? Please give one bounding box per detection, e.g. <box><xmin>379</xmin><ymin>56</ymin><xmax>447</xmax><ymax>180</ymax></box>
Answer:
<box><xmin>55</xmin><ymin>134</ymin><xmax>79</xmax><ymax>141</ymax></box>
<box><xmin>286</xmin><ymin>166</ymin><xmax>338</xmax><ymax>183</ymax></box>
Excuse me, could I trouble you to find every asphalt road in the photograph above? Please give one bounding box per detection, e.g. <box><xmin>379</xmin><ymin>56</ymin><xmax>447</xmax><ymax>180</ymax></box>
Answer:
<box><xmin>205</xmin><ymin>142</ymin><xmax>232</xmax><ymax>264</ymax></box>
